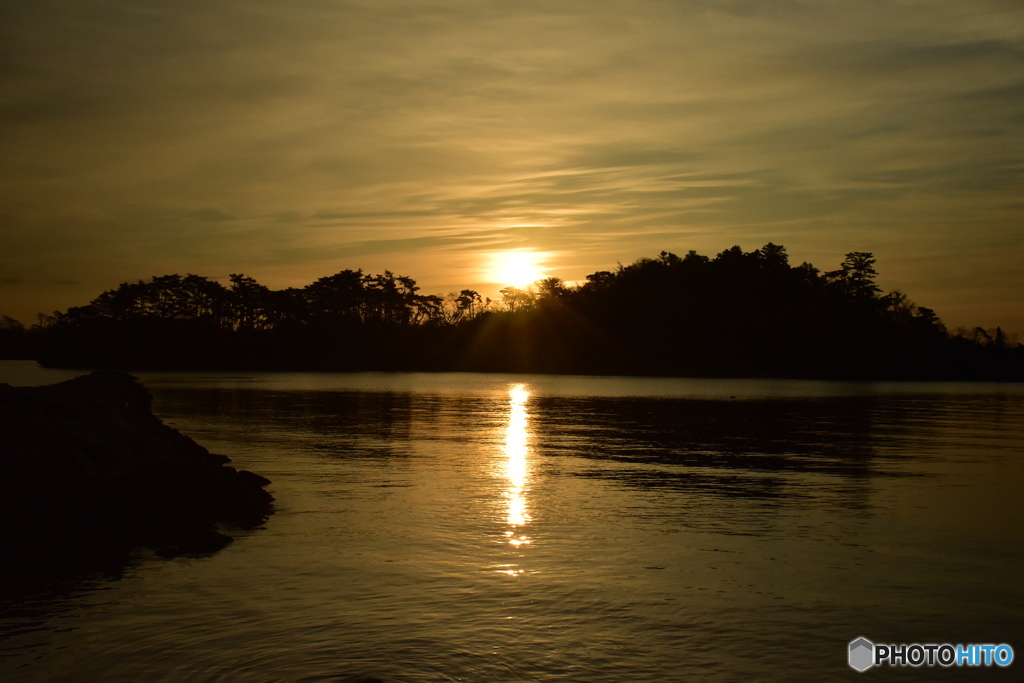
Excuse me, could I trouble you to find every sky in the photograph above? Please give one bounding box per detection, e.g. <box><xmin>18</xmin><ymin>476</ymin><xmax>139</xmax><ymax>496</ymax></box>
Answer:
<box><xmin>2</xmin><ymin>0</ymin><xmax>1023</xmax><ymax>333</ymax></box>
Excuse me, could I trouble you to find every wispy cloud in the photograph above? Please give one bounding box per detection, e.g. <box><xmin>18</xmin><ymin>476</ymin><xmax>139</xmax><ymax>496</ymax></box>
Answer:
<box><xmin>1</xmin><ymin>0</ymin><xmax>1022</xmax><ymax>329</ymax></box>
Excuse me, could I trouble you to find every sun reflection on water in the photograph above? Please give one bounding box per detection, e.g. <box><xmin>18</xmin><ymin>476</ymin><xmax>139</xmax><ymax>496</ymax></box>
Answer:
<box><xmin>503</xmin><ymin>383</ymin><xmax>531</xmax><ymax>548</ymax></box>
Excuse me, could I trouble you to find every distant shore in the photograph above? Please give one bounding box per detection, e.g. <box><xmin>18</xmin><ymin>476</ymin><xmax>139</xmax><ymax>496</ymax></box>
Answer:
<box><xmin>4</xmin><ymin>245</ymin><xmax>1022</xmax><ymax>382</ymax></box>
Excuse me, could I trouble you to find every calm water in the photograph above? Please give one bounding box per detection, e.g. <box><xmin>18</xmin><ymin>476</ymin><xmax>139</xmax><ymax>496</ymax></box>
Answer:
<box><xmin>1</xmin><ymin>361</ymin><xmax>1022</xmax><ymax>681</ymax></box>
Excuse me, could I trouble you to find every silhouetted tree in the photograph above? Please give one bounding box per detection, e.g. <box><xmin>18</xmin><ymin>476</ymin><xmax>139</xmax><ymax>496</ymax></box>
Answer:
<box><xmin>454</xmin><ymin>289</ymin><xmax>483</xmax><ymax>321</ymax></box>
<box><xmin>28</xmin><ymin>243</ymin><xmax>1023</xmax><ymax>380</ymax></box>
<box><xmin>305</xmin><ymin>269</ymin><xmax>364</xmax><ymax>327</ymax></box>
<box><xmin>228</xmin><ymin>274</ymin><xmax>272</xmax><ymax>330</ymax></box>
<box><xmin>500</xmin><ymin>286</ymin><xmax>535</xmax><ymax>313</ymax></box>
<box><xmin>536</xmin><ymin>277</ymin><xmax>568</xmax><ymax>303</ymax></box>
<box><xmin>826</xmin><ymin>252</ymin><xmax>881</xmax><ymax>303</ymax></box>
<box><xmin>752</xmin><ymin>242</ymin><xmax>789</xmax><ymax>273</ymax></box>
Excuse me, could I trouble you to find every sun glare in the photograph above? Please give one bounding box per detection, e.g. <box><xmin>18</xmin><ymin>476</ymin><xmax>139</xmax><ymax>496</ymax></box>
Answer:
<box><xmin>490</xmin><ymin>250</ymin><xmax>545</xmax><ymax>288</ymax></box>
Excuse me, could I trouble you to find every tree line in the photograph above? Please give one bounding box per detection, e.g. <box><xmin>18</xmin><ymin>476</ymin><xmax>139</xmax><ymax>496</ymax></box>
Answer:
<box><xmin>2</xmin><ymin>244</ymin><xmax>1021</xmax><ymax>380</ymax></box>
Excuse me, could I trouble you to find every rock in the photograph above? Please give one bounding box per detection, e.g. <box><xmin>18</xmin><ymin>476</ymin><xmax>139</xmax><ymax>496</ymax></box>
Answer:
<box><xmin>0</xmin><ymin>371</ymin><xmax>274</xmax><ymax>579</ymax></box>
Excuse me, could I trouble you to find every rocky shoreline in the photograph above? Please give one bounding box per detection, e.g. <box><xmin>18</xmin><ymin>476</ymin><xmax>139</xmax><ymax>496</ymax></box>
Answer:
<box><xmin>0</xmin><ymin>371</ymin><xmax>274</xmax><ymax>579</ymax></box>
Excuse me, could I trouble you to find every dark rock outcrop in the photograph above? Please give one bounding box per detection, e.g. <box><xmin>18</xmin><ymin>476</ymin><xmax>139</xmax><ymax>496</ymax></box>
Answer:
<box><xmin>0</xmin><ymin>371</ymin><xmax>274</xmax><ymax>578</ymax></box>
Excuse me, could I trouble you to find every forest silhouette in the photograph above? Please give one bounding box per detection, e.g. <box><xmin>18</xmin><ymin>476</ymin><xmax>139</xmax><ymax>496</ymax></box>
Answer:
<box><xmin>2</xmin><ymin>243</ymin><xmax>1021</xmax><ymax>380</ymax></box>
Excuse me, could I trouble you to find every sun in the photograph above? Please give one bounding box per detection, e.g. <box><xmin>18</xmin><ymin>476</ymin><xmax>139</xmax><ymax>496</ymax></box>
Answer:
<box><xmin>490</xmin><ymin>250</ymin><xmax>546</xmax><ymax>288</ymax></box>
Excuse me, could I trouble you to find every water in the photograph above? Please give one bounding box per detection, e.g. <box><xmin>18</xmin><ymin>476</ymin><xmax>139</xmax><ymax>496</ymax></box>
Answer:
<box><xmin>1</xmin><ymin>361</ymin><xmax>1022</xmax><ymax>681</ymax></box>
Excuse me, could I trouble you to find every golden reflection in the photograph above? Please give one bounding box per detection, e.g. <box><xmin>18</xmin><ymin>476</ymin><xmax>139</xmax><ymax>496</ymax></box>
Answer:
<box><xmin>503</xmin><ymin>383</ymin><xmax>532</xmax><ymax>547</ymax></box>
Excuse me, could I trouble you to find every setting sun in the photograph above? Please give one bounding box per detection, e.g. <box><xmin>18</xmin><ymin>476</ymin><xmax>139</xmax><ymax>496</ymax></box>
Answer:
<box><xmin>489</xmin><ymin>250</ymin><xmax>546</xmax><ymax>287</ymax></box>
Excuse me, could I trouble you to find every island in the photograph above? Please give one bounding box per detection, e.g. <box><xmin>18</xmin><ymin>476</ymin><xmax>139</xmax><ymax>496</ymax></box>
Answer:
<box><xmin>4</xmin><ymin>245</ymin><xmax>1020</xmax><ymax>381</ymax></box>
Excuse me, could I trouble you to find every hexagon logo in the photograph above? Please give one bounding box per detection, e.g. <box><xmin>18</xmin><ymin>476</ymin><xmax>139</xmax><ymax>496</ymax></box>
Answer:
<box><xmin>849</xmin><ymin>637</ymin><xmax>875</xmax><ymax>672</ymax></box>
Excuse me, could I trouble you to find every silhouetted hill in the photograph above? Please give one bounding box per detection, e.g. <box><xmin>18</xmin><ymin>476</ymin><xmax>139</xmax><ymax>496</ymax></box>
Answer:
<box><xmin>6</xmin><ymin>245</ymin><xmax>1023</xmax><ymax>380</ymax></box>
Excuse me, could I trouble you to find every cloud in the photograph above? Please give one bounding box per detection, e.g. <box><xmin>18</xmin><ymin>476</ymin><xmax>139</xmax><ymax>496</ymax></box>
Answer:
<box><xmin>0</xmin><ymin>0</ymin><xmax>1022</xmax><ymax>329</ymax></box>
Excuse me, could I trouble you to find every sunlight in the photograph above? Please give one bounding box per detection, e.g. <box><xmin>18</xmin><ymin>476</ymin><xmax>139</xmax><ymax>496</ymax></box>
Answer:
<box><xmin>489</xmin><ymin>250</ymin><xmax>545</xmax><ymax>287</ymax></box>
<box><xmin>503</xmin><ymin>383</ymin><xmax>532</xmax><ymax>546</ymax></box>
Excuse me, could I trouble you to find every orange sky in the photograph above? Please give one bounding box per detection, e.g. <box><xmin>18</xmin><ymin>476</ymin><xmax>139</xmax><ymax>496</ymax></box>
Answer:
<box><xmin>2</xmin><ymin>1</ymin><xmax>1022</xmax><ymax>333</ymax></box>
